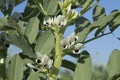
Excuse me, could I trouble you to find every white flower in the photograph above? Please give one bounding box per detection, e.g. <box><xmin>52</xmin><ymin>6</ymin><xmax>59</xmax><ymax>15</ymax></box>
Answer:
<box><xmin>67</xmin><ymin>3</ymin><xmax>78</xmax><ymax>20</ymax></box>
<box><xmin>43</xmin><ymin>18</ymin><xmax>53</xmax><ymax>27</ymax></box>
<box><xmin>27</xmin><ymin>63</ymin><xmax>40</xmax><ymax>72</ymax></box>
<box><xmin>60</xmin><ymin>38</ymin><xmax>70</xmax><ymax>49</ymax></box>
<box><xmin>67</xmin><ymin>32</ymin><xmax>78</xmax><ymax>46</ymax></box>
<box><xmin>47</xmin><ymin>59</ymin><xmax>53</xmax><ymax>69</ymax></box>
<box><xmin>35</xmin><ymin>52</ymin><xmax>44</xmax><ymax>64</ymax></box>
<box><xmin>72</xmin><ymin>43</ymin><xmax>83</xmax><ymax>54</ymax></box>
<box><xmin>54</xmin><ymin>15</ymin><xmax>67</xmax><ymax>27</ymax></box>
<box><xmin>61</xmin><ymin>32</ymin><xmax>78</xmax><ymax>50</ymax></box>
<box><xmin>35</xmin><ymin>52</ymin><xmax>53</xmax><ymax>69</ymax></box>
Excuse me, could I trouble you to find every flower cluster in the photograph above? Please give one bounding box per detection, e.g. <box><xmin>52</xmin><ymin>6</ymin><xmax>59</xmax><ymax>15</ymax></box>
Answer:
<box><xmin>27</xmin><ymin>52</ymin><xmax>53</xmax><ymax>73</ymax></box>
<box><xmin>59</xmin><ymin>0</ymin><xmax>78</xmax><ymax>21</ymax></box>
<box><xmin>61</xmin><ymin>32</ymin><xmax>83</xmax><ymax>54</ymax></box>
<box><xmin>43</xmin><ymin>15</ymin><xmax>67</xmax><ymax>29</ymax></box>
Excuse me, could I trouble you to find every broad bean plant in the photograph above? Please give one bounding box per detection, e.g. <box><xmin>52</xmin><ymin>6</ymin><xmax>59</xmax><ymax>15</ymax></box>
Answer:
<box><xmin>0</xmin><ymin>0</ymin><xmax>120</xmax><ymax>80</ymax></box>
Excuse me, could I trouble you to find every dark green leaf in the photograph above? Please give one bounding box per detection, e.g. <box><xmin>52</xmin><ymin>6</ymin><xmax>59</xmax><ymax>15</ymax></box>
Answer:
<box><xmin>7</xmin><ymin>54</ymin><xmax>24</xmax><ymax>80</ymax></box>
<box><xmin>21</xmin><ymin>4</ymin><xmax>39</xmax><ymax>21</ymax></box>
<box><xmin>35</xmin><ymin>30</ymin><xmax>54</xmax><ymax>54</ymax></box>
<box><xmin>25</xmin><ymin>17</ymin><xmax>39</xmax><ymax>44</ymax></box>
<box><xmin>93</xmin><ymin>5</ymin><xmax>106</xmax><ymax>21</ymax></box>
<box><xmin>73</xmin><ymin>51</ymin><xmax>92</xmax><ymax>80</ymax></box>
<box><xmin>109</xmin><ymin>14</ymin><xmax>120</xmax><ymax>32</ymax></box>
<box><xmin>0</xmin><ymin>0</ymin><xmax>6</xmax><ymax>9</ymax></box>
<box><xmin>61</xmin><ymin>59</ymin><xmax>76</xmax><ymax>71</ymax></box>
<box><xmin>78</xmin><ymin>0</ymin><xmax>86</xmax><ymax>5</ymax></box>
<box><xmin>5</xmin><ymin>32</ymin><xmax>35</xmax><ymax>58</ymax></box>
<box><xmin>12</xmin><ymin>12</ymin><xmax>21</xmax><ymax>22</ymax></box>
<box><xmin>15</xmin><ymin>0</ymin><xmax>25</xmax><ymax>6</ymax></box>
<box><xmin>94</xmin><ymin>27</ymin><xmax>105</xmax><ymax>37</ymax></box>
<box><xmin>107</xmin><ymin>49</ymin><xmax>120</xmax><ymax>79</ymax></box>
<box><xmin>0</xmin><ymin>64</ymin><xmax>5</xmax><ymax>80</ymax></box>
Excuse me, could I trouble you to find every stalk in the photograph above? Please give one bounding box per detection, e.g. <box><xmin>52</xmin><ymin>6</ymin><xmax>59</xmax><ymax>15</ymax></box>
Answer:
<box><xmin>49</xmin><ymin>33</ymin><xmax>63</xmax><ymax>80</ymax></box>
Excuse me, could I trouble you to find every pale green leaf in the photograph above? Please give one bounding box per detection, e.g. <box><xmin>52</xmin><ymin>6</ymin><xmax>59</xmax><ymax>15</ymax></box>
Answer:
<box><xmin>5</xmin><ymin>32</ymin><xmax>35</xmax><ymax>58</ymax></box>
<box><xmin>27</xmin><ymin>72</ymin><xmax>40</xmax><ymax>80</ymax></box>
<box><xmin>73</xmin><ymin>51</ymin><xmax>92</xmax><ymax>80</ymax></box>
<box><xmin>25</xmin><ymin>17</ymin><xmax>39</xmax><ymax>44</ymax></box>
<box><xmin>46</xmin><ymin>0</ymin><xmax>60</xmax><ymax>15</ymax></box>
<box><xmin>107</xmin><ymin>49</ymin><xmax>120</xmax><ymax>79</ymax></box>
<box><xmin>7</xmin><ymin>54</ymin><xmax>24</xmax><ymax>80</ymax></box>
<box><xmin>35</xmin><ymin>30</ymin><xmax>54</xmax><ymax>54</ymax></box>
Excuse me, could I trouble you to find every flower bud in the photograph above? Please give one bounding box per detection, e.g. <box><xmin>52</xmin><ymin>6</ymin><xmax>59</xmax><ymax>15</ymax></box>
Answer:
<box><xmin>72</xmin><ymin>43</ymin><xmax>83</xmax><ymax>54</ymax></box>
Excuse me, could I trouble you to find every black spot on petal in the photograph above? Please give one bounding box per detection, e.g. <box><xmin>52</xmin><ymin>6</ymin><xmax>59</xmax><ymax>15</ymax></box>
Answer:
<box><xmin>35</xmin><ymin>59</ymin><xmax>41</xmax><ymax>64</ymax></box>
<box><xmin>32</xmin><ymin>68</ymin><xmax>39</xmax><ymax>72</ymax></box>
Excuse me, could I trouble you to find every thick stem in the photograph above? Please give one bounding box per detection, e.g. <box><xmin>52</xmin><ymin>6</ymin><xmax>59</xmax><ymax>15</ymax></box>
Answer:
<box><xmin>49</xmin><ymin>33</ymin><xmax>63</xmax><ymax>80</ymax></box>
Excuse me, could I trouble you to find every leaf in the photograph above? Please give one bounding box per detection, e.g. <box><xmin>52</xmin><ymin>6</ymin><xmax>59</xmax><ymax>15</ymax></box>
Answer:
<box><xmin>0</xmin><ymin>64</ymin><xmax>5</xmax><ymax>80</ymax></box>
<box><xmin>25</xmin><ymin>17</ymin><xmax>39</xmax><ymax>44</ymax></box>
<box><xmin>12</xmin><ymin>12</ymin><xmax>21</xmax><ymax>22</ymax></box>
<box><xmin>46</xmin><ymin>0</ymin><xmax>60</xmax><ymax>15</ymax></box>
<box><xmin>78</xmin><ymin>0</ymin><xmax>86</xmax><ymax>5</ymax></box>
<box><xmin>35</xmin><ymin>30</ymin><xmax>54</xmax><ymax>54</ymax></box>
<box><xmin>7</xmin><ymin>54</ymin><xmax>24</xmax><ymax>80</ymax></box>
<box><xmin>27</xmin><ymin>72</ymin><xmax>40</xmax><ymax>80</ymax></box>
<box><xmin>15</xmin><ymin>0</ymin><xmax>25</xmax><ymax>6</ymax></box>
<box><xmin>93</xmin><ymin>5</ymin><xmax>106</xmax><ymax>21</ymax></box>
<box><xmin>89</xmin><ymin>16</ymin><xmax>113</xmax><ymax>32</ymax></box>
<box><xmin>73</xmin><ymin>51</ymin><xmax>92</xmax><ymax>80</ymax></box>
<box><xmin>0</xmin><ymin>18</ymin><xmax>10</xmax><ymax>30</ymax></box>
<box><xmin>21</xmin><ymin>4</ymin><xmax>40</xmax><ymax>21</ymax></box>
<box><xmin>109</xmin><ymin>14</ymin><xmax>120</xmax><ymax>32</ymax></box>
<box><xmin>5</xmin><ymin>32</ymin><xmax>35</xmax><ymax>58</ymax></box>
<box><xmin>75</xmin><ymin>16</ymin><xmax>91</xmax><ymax>42</ymax></box>
<box><xmin>107</xmin><ymin>49</ymin><xmax>120</xmax><ymax>79</ymax></box>
<box><xmin>61</xmin><ymin>59</ymin><xmax>76</xmax><ymax>71</ymax></box>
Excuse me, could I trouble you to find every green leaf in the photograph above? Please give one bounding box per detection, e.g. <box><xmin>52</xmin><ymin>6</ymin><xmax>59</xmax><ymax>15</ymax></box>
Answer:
<box><xmin>12</xmin><ymin>12</ymin><xmax>21</xmax><ymax>22</ymax></box>
<box><xmin>5</xmin><ymin>32</ymin><xmax>35</xmax><ymax>58</ymax></box>
<box><xmin>78</xmin><ymin>0</ymin><xmax>86</xmax><ymax>5</ymax></box>
<box><xmin>75</xmin><ymin>16</ymin><xmax>91</xmax><ymax>42</ymax></box>
<box><xmin>46</xmin><ymin>0</ymin><xmax>60</xmax><ymax>15</ymax></box>
<box><xmin>0</xmin><ymin>0</ymin><xmax>6</xmax><ymax>9</ymax></box>
<box><xmin>93</xmin><ymin>5</ymin><xmax>106</xmax><ymax>21</ymax></box>
<box><xmin>7</xmin><ymin>54</ymin><xmax>24</xmax><ymax>80</ymax></box>
<box><xmin>0</xmin><ymin>64</ymin><xmax>5</xmax><ymax>80</ymax></box>
<box><xmin>21</xmin><ymin>4</ymin><xmax>40</xmax><ymax>21</ymax></box>
<box><xmin>75</xmin><ymin>17</ymin><xmax>91</xmax><ymax>42</ymax></box>
<box><xmin>27</xmin><ymin>72</ymin><xmax>40</xmax><ymax>80</ymax></box>
<box><xmin>0</xmin><ymin>18</ymin><xmax>10</xmax><ymax>30</ymax></box>
<box><xmin>89</xmin><ymin>16</ymin><xmax>113</xmax><ymax>32</ymax></box>
<box><xmin>25</xmin><ymin>17</ymin><xmax>39</xmax><ymax>44</ymax></box>
<box><xmin>109</xmin><ymin>14</ymin><xmax>120</xmax><ymax>32</ymax></box>
<box><xmin>73</xmin><ymin>51</ymin><xmax>92</xmax><ymax>80</ymax></box>
<box><xmin>107</xmin><ymin>49</ymin><xmax>120</xmax><ymax>79</ymax></box>
<box><xmin>15</xmin><ymin>0</ymin><xmax>25</xmax><ymax>6</ymax></box>
<box><xmin>61</xmin><ymin>59</ymin><xmax>76</xmax><ymax>71</ymax></box>
<box><xmin>35</xmin><ymin>30</ymin><xmax>54</xmax><ymax>54</ymax></box>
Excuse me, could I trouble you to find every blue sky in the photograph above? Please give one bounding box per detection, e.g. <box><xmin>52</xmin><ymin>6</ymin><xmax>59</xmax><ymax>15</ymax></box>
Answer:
<box><xmin>0</xmin><ymin>0</ymin><xmax>120</xmax><ymax>66</ymax></box>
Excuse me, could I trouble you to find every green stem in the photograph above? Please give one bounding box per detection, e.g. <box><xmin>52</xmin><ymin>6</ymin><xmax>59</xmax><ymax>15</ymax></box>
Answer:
<box><xmin>49</xmin><ymin>33</ymin><xmax>63</xmax><ymax>80</ymax></box>
<box><xmin>84</xmin><ymin>32</ymin><xmax>111</xmax><ymax>44</ymax></box>
<box><xmin>38</xmin><ymin>3</ymin><xmax>47</xmax><ymax>16</ymax></box>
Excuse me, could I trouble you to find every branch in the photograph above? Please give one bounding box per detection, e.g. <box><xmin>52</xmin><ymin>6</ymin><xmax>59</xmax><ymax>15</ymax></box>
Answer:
<box><xmin>84</xmin><ymin>32</ymin><xmax>112</xmax><ymax>44</ymax></box>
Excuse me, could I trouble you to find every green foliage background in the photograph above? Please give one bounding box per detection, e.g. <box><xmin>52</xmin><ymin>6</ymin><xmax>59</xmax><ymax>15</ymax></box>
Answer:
<box><xmin>0</xmin><ymin>0</ymin><xmax>120</xmax><ymax>80</ymax></box>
